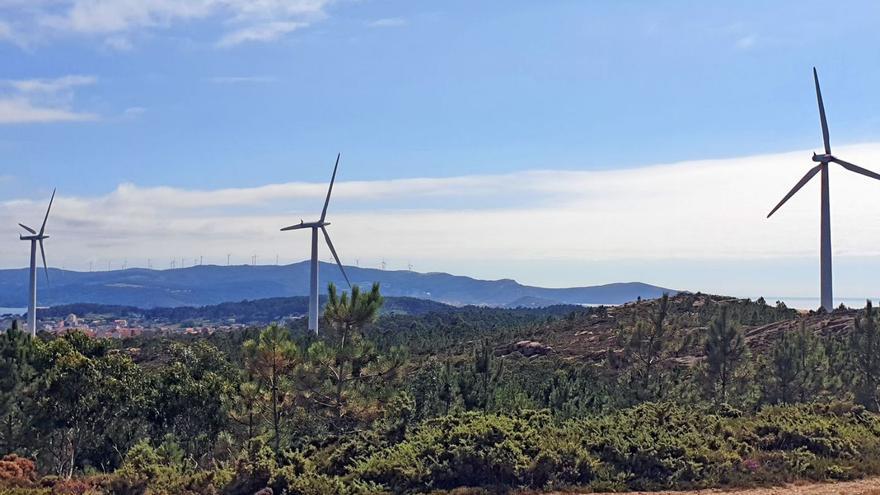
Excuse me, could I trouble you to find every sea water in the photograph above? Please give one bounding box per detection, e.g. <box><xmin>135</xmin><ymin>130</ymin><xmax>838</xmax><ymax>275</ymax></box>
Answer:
<box><xmin>769</xmin><ymin>297</ymin><xmax>879</xmax><ymax>311</ymax></box>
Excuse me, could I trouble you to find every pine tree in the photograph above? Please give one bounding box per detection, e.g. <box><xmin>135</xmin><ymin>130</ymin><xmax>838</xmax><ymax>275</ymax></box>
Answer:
<box><xmin>303</xmin><ymin>283</ymin><xmax>405</xmax><ymax>428</ymax></box>
<box><xmin>457</xmin><ymin>338</ymin><xmax>502</xmax><ymax>411</ymax></box>
<box><xmin>704</xmin><ymin>306</ymin><xmax>747</xmax><ymax>404</ymax></box>
<box><xmin>0</xmin><ymin>320</ymin><xmax>35</xmax><ymax>455</ymax></box>
<box><xmin>767</xmin><ymin>321</ymin><xmax>826</xmax><ymax>403</ymax></box>
<box><xmin>850</xmin><ymin>300</ymin><xmax>880</xmax><ymax>411</ymax></box>
<box><xmin>623</xmin><ymin>293</ymin><xmax>682</xmax><ymax>401</ymax></box>
<box><xmin>243</xmin><ymin>324</ymin><xmax>299</xmax><ymax>455</ymax></box>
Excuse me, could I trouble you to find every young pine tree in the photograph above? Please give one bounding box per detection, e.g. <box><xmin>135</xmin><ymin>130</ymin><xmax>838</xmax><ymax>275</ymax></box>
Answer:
<box><xmin>457</xmin><ymin>338</ymin><xmax>503</xmax><ymax>411</ymax></box>
<box><xmin>243</xmin><ymin>324</ymin><xmax>299</xmax><ymax>455</ymax></box>
<box><xmin>623</xmin><ymin>293</ymin><xmax>686</xmax><ymax>401</ymax></box>
<box><xmin>766</xmin><ymin>322</ymin><xmax>826</xmax><ymax>404</ymax></box>
<box><xmin>704</xmin><ymin>305</ymin><xmax>747</xmax><ymax>404</ymax></box>
<box><xmin>850</xmin><ymin>301</ymin><xmax>880</xmax><ymax>411</ymax></box>
<box><xmin>303</xmin><ymin>283</ymin><xmax>405</xmax><ymax>428</ymax></box>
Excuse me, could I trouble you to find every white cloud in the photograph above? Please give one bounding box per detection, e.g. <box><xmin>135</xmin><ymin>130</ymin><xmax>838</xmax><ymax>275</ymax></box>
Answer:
<box><xmin>0</xmin><ymin>98</ymin><xmax>96</xmax><ymax>123</ymax></box>
<box><xmin>0</xmin><ymin>75</ymin><xmax>98</xmax><ymax>124</ymax></box>
<box><xmin>5</xmin><ymin>144</ymin><xmax>880</xmax><ymax>284</ymax></box>
<box><xmin>216</xmin><ymin>20</ymin><xmax>307</xmax><ymax>47</ymax></box>
<box><xmin>1</xmin><ymin>0</ymin><xmax>332</xmax><ymax>48</ymax></box>
<box><xmin>367</xmin><ymin>17</ymin><xmax>406</xmax><ymax>28</ymax></box>
<box><xmin>7</xmin><ymin>75</ymin><xmax>96</xmax><ymax>93</ymax></box>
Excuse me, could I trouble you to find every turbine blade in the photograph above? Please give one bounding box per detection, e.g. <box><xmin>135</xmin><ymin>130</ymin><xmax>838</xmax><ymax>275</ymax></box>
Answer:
<box><xmin>18</xmin><ymin>223</ymin><xmax>36</xmax><ymax>234</ymax></box>
<box><xmin>321</xmin><ymin>226</ymin><xmax>351</xmax><ymax>288</ymax></box>
<box><xmin>39</xmin><ymin>188</ymin><xmax>56</xmax><ymax>236</ymax></box>
<box><xmin>39</xmin><ymin>239</ymin><xmax>49</xmax><ymax>285</ymax></box>
<box><xmin>767</xmin><ymin>164</ymin><xmax>822</xmax><ymax>218</ymax></box>
<box><xmin>832</xmin><ymin>157</ymin><xmax>880</xmax><ymax>182</ymax></box>
<box><xmin>814</xmin><ymin>67</ymin><xmax>831</xmax><ymax>154</ymax></box>
<box><xmin>280</xmin><ymin>223</ymin><xmax>309</xmax><ymax>231</ymax></box>
<box><xmin>320</xmin><ymin>153</ymin><xmax>340</xmax><ymax>222</ymax></box>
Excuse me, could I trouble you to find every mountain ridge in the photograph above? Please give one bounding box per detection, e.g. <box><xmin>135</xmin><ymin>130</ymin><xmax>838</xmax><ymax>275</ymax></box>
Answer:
<box><xmin>0</xmin><ymin>261</ymin><xmax>676</xmax><ymax>308</ymax></box>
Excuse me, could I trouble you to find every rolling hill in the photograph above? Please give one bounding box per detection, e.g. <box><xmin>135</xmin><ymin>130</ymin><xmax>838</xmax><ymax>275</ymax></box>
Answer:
<box><xmin>0</xmin><ymin>261</ymin><xmax>675</xmax><ymax>308</ymax></box>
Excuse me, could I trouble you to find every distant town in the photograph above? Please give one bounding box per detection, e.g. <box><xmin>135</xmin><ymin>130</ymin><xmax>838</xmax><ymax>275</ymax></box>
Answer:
<box><xmin>0</xmin><ymin>308</ymin><xmax>299</xmax><ymax>338</ymax></box>
<box><xmin>0</xmin><ymin>295</ymin><xmax>460</xmax><ymax>339</ymax></box>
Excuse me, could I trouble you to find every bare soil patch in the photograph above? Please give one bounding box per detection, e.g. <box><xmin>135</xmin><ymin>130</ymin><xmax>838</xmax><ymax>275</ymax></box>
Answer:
<box><xmin>553</xmin><ymin>477</ymin><xmax>880</xmax><ymax>495</ymax></box>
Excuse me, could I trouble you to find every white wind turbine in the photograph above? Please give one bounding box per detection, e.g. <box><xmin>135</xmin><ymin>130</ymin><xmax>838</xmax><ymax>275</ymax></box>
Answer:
<box><xmin>18</xmin><ymin>189</ymin><xmax>55</xmax><ymax>336</ymax></box>
<box><xmin>767</xmin><ymin>68</ymin><xmax>880</xmax><ymax>312</ymax></box>
<box><xmin>281</xmin><ymin>154</ymin><xmax>351</xmax><ymax>333</ymax></box>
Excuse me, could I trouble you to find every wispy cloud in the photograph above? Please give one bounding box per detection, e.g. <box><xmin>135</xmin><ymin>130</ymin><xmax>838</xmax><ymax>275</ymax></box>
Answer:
<box><xmin>207</xmin><ymin>76</ymin><xmax>278</xmax><ymax>84</ymax></box>
<box><xmin>0</xmin><ymin>20</ymin><xmax>15</xmax><ymax>43</ymax></box>
<box><xmin>367</xmin><ymin>17</ymin><xmax>407</xmax><ymax>28</ymax></box>
<box><xmin>0</xmin><ymin>0</ymin><xmax>333</xmax><ymax>48</ymax></box>
<box><xmin>103</xmin><ymin>35</ymin><xmax>133</xmax><ymax>51</ymax></box>
<box><xmin>122</xmin><ymin>106</ymin><xmax>146</xmax><ymax>119</ymax></box>
<box><xmin>0</xmin><ymin>75</ymin><xmax>98</xmax><ymax>124</ymax></box>
<box><xmin>8</xmin><ymin>75</ymin><xmax>96</xmax><ymax>93</ymax></box>
<box><xmin>736</xmin><ymin>34</ymin><xmax>757</xmax><ymax>50</ymax></box>
<box><xmin>216</xmin><ymin>21</ymin><xmax>307</xmax><ymax>47</ymax></box>
<box><xmin>0</xmin><ymin>98</ymin><xmax>96</xmax><ymax>124</ymax></box>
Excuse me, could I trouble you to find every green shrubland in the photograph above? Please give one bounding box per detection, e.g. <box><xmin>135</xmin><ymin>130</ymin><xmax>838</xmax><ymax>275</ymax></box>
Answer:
<box><xmin>2</xmin><ymin>290</ymin><xmax>880</xmax><ymax>493</ymax></box>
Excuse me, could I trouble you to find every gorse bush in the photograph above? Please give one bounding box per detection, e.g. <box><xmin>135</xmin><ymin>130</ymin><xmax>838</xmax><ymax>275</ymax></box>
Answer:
<box><xmin>351</xmin><ymin>402</ymin><xmax>880</xmax><ymax>493</ymax></box>
<box><xmin>570</xmin><ymin>403</ymin><xmax>746</xmax><ymax>490</ymax></box>
<box><xmin>355</xmin><ymin>410</ymin><xmax>550</xmax><ymax>491</ymax></box>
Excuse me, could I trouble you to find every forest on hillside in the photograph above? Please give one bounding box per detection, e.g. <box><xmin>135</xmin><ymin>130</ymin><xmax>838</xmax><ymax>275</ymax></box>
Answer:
<box><xmin>37</xmin><ymin>295</ymin><xmax>464</xmax><ymax>325</ymax></box>
<box><xmin>2</xmin><ymin>285</ymin><xmax>880</xmax><ymax>494</ymax></box>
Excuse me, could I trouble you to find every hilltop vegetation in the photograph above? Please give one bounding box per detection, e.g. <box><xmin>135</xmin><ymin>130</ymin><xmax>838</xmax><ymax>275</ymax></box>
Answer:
<box><xmin>3</xmin><ymin>288</ymin><xmax>880</xmax><ymax>494</ymax></box>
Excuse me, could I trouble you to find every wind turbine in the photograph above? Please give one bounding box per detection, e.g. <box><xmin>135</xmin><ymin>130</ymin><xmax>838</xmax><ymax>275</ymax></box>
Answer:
<box><xmin>767</xmin><ymin>68</ymin><xmax>880</xmax><ymax>312</ymax></box>
<box><xmin>281</xmin><ymin>153</ymin><xmax>351</xmax><ymax>333</ymax></box>
<box><xmin>18</xmin><ymin>189</ymin><xmax>55</xmax><ymax>336</ymax></box>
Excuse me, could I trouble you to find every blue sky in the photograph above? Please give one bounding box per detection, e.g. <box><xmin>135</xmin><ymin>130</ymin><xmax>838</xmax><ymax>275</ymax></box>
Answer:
<box><xmin>2</xmin><ymin>0</ymin><xmax>880</xmax><ymax>304</ymax></box>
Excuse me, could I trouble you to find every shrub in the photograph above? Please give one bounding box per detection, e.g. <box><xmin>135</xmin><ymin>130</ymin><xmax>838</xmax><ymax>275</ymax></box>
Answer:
<box><xmin>0</xmin><ymin>454</ymin><xmax>38</xmax><ymax>485</ymax></box>
<box><xmin>571</xmin><ymin>402</ymin><xmax>746</xmax><ymax>489</ymax></box>
<box><xmin>355</xmin><ymin>411</ymin><xmax>550</xmax><ymax>491</ymax></box>
<box><xmin>740</xmin><ymin>402</ymin><xmax>880</xmax><ymax>479</ymax></box>
<box><xmin>529</xmin><ymin>430</ymin><xmax>603</xmax><ymax>488</ymax></box>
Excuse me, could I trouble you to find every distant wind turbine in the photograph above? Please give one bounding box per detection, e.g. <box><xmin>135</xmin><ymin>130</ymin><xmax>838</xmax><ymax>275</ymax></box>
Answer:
<box><xmin>767</xmin><ymin>68</ymin><xmax>880</xmax><ymax>312</ymax></box>
<box><xmin>281</xmin><ymin>153</ymin><xmax>352</xmax><ymax>333</ymax></box>
<box><xmin>18</xmin><ymin>189</ymin><xmax>55</xmax><ymax>336</ymax></box>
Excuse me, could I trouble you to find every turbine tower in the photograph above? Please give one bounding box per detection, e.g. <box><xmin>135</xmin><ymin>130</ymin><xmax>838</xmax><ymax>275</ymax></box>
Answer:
<box><xmin>768</xmin><ymin>68</ymin><xmax>880</xmax><ymax>312</ymax></box>
<box><xmin>281</xmin><ymin>153</ymin><xmax>351</xmax><ymax>333</ymax></box>
<box><xmin>18</xmin><ymin>189</ymin><xmax>55</xmax><ymax>336</ymax></box>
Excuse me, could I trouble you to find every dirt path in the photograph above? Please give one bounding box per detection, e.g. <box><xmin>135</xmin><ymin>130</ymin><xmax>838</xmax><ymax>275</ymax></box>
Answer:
<box><xmin>554</xmin><ymin>477</ymin><xmax>880</xmax><ymax>495</ymax></box>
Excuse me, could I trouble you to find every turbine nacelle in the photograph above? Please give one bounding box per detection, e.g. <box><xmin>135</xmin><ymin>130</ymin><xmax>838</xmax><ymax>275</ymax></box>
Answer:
<box><xmin>280</xmin><ymin>220</ymin><xmax>329</xmax><ymax>231</ymax></box>
<box><xmin>19</xmin><ymin>234</ymin><xmax>49</xmax><ymax>241</ymax></box>
<box><xmin>812</xmin><ymin>152</ymin><xmax>833</xmax><ymax>163</ymax></box>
